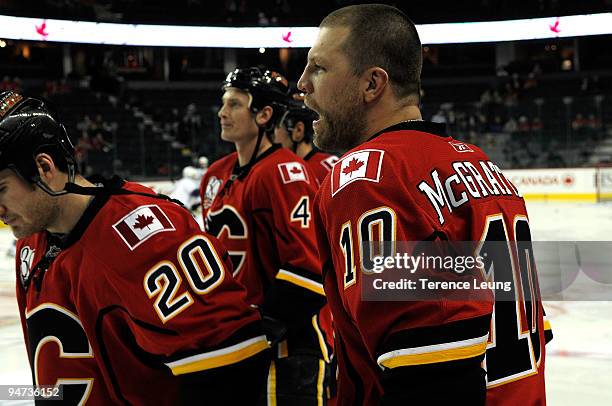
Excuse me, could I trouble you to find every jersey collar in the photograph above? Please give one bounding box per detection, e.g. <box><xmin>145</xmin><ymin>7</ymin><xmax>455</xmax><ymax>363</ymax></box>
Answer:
<box><xmin>58</xmin><ymin>177</ymin><xmax>121</xmax><ymax>249</ymax></box>
<box><xmin>232</xmin><ymin>143</ymin><xmax>281</xmax><ymax>179</ymax></box>
<box><xmin>302</xmin><ymin>146</ymin><xmax>321</xmax><ymax>162</ymax></box>
<box><xmin>27</xmin><ymin>184</ymin><xmax>113</xmax><ymax>292</ymax></box>
<box><xmin>367</xmin><ymin>120</ymin><xmax>448</xmax><ymax>142</ymax></box>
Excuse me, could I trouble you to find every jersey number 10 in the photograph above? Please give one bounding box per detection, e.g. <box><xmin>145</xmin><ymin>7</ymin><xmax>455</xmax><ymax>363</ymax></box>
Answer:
<box><xmin>339</xmin><ymin>208</ymin><xmax>543</xmax><ymax>387</ymax></box>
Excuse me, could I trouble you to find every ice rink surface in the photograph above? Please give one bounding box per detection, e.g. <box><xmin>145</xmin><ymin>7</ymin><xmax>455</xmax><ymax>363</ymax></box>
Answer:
<box><xmin>0</xmin><ymin>201</ymin><xmax>610</xmax><ymax>404</ymax></box>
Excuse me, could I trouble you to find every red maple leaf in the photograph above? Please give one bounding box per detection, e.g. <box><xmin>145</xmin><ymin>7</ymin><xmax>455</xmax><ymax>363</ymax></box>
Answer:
<box><xmin>133</xmin><ymin>214</ymin><xmax>155</xmax><ymax>230</ymax></box>
<box><xmin>290</xmin><ymin>166</ymin><xmax>302</xmax><ymax>174</ymax></box>
<box><xmin>282</xmin><ymin>31</ymin><xmax>293</xmax><ymax>43</ymax></box>
<box><xmin>342</xmin><ymin>158</ymin><xmax>364</xmax><ymax>176</ymax></box>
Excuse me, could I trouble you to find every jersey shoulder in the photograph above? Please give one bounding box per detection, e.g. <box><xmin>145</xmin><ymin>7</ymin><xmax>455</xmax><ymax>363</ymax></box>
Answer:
<box><xmin>311</xmin><ymin>151</ymin><xmax>338</xmax><ymax>172</ymax></box>
<box><xmin>320</xmin><ymin>129</ymin><xmax>497</xmax><ymax>204</ymax></box>
<box><xmin>373</xmin><ymin>129</ymin><xmax>488</xmax><ymax>162</ymax></box>
<box><xmin>88</xmin><ymin>184</ymin><xmax>201</xmax><ymax>262</ymax></box>
<box><xmin>206</xmin><ymin>153</ymin><xmax>237</xmax><ymax>178</ymax></box>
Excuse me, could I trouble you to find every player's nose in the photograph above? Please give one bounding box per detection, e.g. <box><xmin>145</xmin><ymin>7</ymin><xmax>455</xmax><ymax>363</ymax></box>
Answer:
<box><xmin>218</xmin><ymin>104</ymin><xmax>227</xmax><ymax>119</ymax></box>
<box><xmin>297</xmin><ymin>71</ymin><xmax>312</xmax><ymax>94</ymax></box>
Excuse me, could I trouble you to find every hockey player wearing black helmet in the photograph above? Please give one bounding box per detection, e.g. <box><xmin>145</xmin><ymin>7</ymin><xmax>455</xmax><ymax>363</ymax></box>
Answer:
<box><xmin>219</xmin><ymin>67</ymin><xmax>290</xmax><ymax>173</ymax></box>
<box><xmin>0</xmin><ymin>91</ymin><xmax>272</xmax><ymax>404</ymax></box>
<box><xmin>0</xmin><ymin>91</ymin><xmax>86</xmax><ymax>238</ymax></box>
<box><xmin>201</xmin><ymin>69</ymin><xmax>332</xmax><ymax>405</ymax></box>
<box><xmin>273</xmin><ymin>93</ymin><xmax>318</xmax><ymax>154</ymax></box>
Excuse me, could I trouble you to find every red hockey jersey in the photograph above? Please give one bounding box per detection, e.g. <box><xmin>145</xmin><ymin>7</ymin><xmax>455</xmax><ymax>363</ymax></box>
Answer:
<box><xmin>303</xmin><ymin>148</ymin><xmax>339</xmax><ymax>187</ymax></box>
<box><xmin>200</xmin><ymin>145</ymin><xmax>323</xmax><ymax>306</ymax></box>
<box><xmin>16</xmin><ymin>181</ymin><xmax>267</xmax><ymax>405</ymax></box>
<box><xmin>314</xmin><ymin>121</ymin><xmax>552</xmax><ymax>405</ymax></box>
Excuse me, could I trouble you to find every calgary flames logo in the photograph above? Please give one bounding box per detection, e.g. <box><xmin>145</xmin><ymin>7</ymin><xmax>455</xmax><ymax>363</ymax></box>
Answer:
<box><xmin>204</xmin><ymin>176</ymin><xmax>222</xmax><ymax>209</ymax></box>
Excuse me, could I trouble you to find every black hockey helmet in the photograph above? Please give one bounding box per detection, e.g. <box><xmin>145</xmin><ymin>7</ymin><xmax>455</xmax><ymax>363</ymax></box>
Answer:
<box><xmin>223</xmin><ymin>67</ymin><xmax>290</xmax><ymax>128</ymax></box>
<box><xmin>279</xmin><ymin>92</ymin><xmax>318</xmax><ymax>142</ymax></box>
<box><xmin>0</xmin><ymin>91</ymin><xmax>77</xmax><ymax>195</ymax></box>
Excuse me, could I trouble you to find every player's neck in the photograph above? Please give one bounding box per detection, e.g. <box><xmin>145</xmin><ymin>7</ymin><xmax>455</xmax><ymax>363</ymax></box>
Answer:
<box><xmin>296</xmin><ymin>142</ymin><xmax>313</xmax><ymax>159</ymax></box>
<box><xmin>47</xmin><ymin>176</ymin><xmax>96</xmax><ymax>235</ymax></box>
<box><xmin>361</xmin><ymin>104</ymin><xmax>422</xmax><ymax>143</ymax></box>
<box><xmin>235</xmin><ymin>133</ymin><xmax>273</xmax><ymax>167</ymax></box>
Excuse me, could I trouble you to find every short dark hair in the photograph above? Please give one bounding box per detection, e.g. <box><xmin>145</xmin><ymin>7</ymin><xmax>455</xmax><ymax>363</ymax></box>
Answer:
<box><xmin>320</xmin><ymin>4</ymin><xmax>422</xmax><ymax>102</ymax></box>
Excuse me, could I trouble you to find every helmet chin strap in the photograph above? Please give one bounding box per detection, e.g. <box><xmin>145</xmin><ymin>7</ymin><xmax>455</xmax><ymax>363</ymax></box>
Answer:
<box><xmin>33</xmin><ymin>167</ymin><xmax>185</xmax><ymax>209</ymax></box>
<box><xmin>249</xmin><ymin>126</ymin><xmax>266</xmax><ymax>168</ymax></box>
<box><xmin>278</xmin><ymin>110</ymin><xmax>299</xmax><ymax>153</ymax></box>
<box><xmin>220</xmin><ymin>125</ymin><xmax>268</xmax><ymax>198</ymax></box>
<box><xmin>291</xmin><ymin>137</ymin><xmax>299</xmax><ymax>154</ymax></box>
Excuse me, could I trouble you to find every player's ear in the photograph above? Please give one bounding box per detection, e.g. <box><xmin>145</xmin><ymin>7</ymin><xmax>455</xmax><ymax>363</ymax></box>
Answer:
<box><xmin>255</xmin><ymin>106</ymin><xmax>274</xmax><ymax>127</ymax></box>
<box><xmin>34</xmin><ymin>153</ymin><xmax>57</xmax><ymax>182</ymax></box>
<box><xmin>362</xmin><ymin>67</ymin><xmax>389</xmax><ymax>103</ymax></box>
<box><xmin>291</xmin><ymin>122</ymin><xmax>305</xmax><ymax>143</ymax></box>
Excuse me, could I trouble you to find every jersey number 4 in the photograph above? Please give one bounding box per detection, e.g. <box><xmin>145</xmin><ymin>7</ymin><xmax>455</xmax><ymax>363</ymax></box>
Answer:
<box><xmin>144</xmin><ymin>235</ymin><xmax>225</xmax><ymax>323</ymax></box>
<box><xmin>291</xmin><ymin>196</ymin><xmax>311</xmax><ymax>228</ymax></box>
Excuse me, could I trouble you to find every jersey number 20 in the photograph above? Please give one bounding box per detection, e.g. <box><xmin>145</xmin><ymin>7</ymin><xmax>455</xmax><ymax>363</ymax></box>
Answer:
<box><xmin>144</xmin><ymin>235</ymin><xmax>225</xmax><ymax>323</ymax></box>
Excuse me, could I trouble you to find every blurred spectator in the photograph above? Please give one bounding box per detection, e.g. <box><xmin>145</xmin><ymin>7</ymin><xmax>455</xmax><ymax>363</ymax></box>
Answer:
<box><xmin>44</xmin><ymin>79</ymin><xmax>71</xmax><ymax>97</ymax></box>
<box><xmin>257</xmin><ymin>11</ymin><xmax>270</xmax><ymax>26</ymax></box>
<box><xmin>431</xmin><ymin>109</ymin><xmax>447</xmax><ymax>124</ymax></box>
<box><xmin>479</xmin><ymin>89</ymin><xmax>492</xmax><ymax>105</ymax></box>
<box><xmin>571</xmin><ymin>113</ymin><xmax>587</xmax><ymax>132</ymax></box>
<box><xmin>580</xmin><ymin>75</ymin><xmax>601</xmax><ymax>94</ymax></box>
<box><xmin>503</xmin><ymin>117</ymin><xmax>518</xmax><ymax>133</ymax></box>
<box><xmin>77</xmin><ymin>115</ymin><xmax>92</xmax><ymax>133</ymax></box>
<box><xmin>75</xmin><ymin>131</ymin><xmax>94</xmax><ymax>174</ymax></box>
<box><xmin>179</xmin><ymin>103</ymin><xmax>202</xmax><ymax>148</ymax></box>
<box><xmin>522</xmin><ymin>72</ymin><xmax>538</xmax><ymax>94</ymax></box>
<box><xmin>92</xmin><ymin>132</ymin><xmax>112</xmax><ymax>153</ymax></box>
<box><xmin>531</xmin><ymin>117</ymin><xmax>543</xmax><ymax>133</ymax></box>
<box><xmin>1</xmin><ymin>76</ymin><xmax>22</xmax><ymax>93</ymax></box>
<box><xmin>489</xmin><ymin>115</ymin><xmax>503</xmax><ymax>133</ymax></box>
<box><xmin>1</xmin><ymin>76</ymin><xmax>17</xmax><ymax>91</ymax></box>
<box><xmin>586</xmin><ymin>113</ymin><xmax>601</xmax><ymax>131</ymax></box>
<box><xmin>517</xmin><ymin>115</ymin><xmax>530</xmax><ymax>133</ymax></box>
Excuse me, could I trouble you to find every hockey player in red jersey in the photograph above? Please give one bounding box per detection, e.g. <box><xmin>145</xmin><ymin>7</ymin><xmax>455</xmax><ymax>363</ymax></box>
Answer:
<box><xmin>298</xmin><ymin>4</ymin><xmax>552</xmax><ymax>405</ymax></box>
<box><xmin>274</xmin><ymin>92</ymin><xmax>339</xmax><ymax>186</ymax></box>
<box><xmin>274</xmin><ymin>91</ymin><xmax>339</xmax><ymax>404</ymax></box>
<box><xmin>200</xmin><ymin>68</ymin><xmax>330</xmax><ymax>405</ymax></box>
<box><xmin>0</xmin><ymin>91</ymin><xmax>270</xmax><ymax>405</ymax></box>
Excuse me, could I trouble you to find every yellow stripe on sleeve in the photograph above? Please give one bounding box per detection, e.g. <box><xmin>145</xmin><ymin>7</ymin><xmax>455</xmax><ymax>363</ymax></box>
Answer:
<box><xmin>378</xmin><ymin>335</ymin><xmax>488</xmax><ymax>369</ymax></box>
<box><xmin>166</xmin><ymin>335</ymin><xmax>269</xmax><ymax>375</ymax></box>
<box><xmin>276</xmin><ymin>269</ymin><xmax>325</xmax><ymax>296</ymax></box>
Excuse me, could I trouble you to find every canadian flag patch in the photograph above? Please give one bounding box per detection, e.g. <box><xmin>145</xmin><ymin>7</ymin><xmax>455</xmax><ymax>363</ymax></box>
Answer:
<box><xmin>321</xmin><ymin>155</ymin><xmax>339</xmax><ymax>171</ymax></box>
<box><xmin>331</xmin><ymin>149</ymin><xmax>384</xmax><ymax>197</ymax></box>
<box><xmin>113</xmin><ymin>205</ymin><xmax>175</xmax><ymax>250</ymax></box>
<box><xmin>278</xmin><ymin>162</ymin><xmax>310</xmax><ymax>184</ymax></box>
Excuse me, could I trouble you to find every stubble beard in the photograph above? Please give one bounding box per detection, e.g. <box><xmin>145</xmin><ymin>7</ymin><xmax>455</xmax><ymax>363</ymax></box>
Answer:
<box><xmin>12</xmin><ymin>193</ymin><xmax>60</xmax><ymax>239</ymax></box>
<box><xmin>312</xmin><ymin>91</ymin><xmax>367</xmax><ymax>153</ymax></box>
